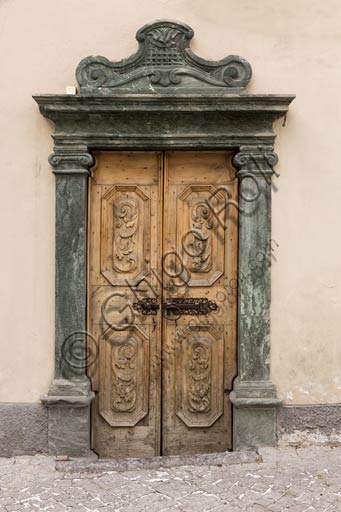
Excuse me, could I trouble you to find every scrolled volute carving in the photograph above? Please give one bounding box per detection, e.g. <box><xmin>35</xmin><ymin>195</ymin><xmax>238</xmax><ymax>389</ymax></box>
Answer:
<box><xmin>233</xmin><ymin>146</ymin><xmax>278</xmax><ymax>178</ymax></box>
<box><xmin>48</xmin><ymin>151</ymin><xmax>94</xmax><ymax>174</ymax></box>
<box><xmin>76</xmin><ymin>20</ymin><xmax>252</xmax><ymax>93</ymax></box>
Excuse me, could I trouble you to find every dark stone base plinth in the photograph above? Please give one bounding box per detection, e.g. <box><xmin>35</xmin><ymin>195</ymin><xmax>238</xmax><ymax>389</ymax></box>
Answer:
<box><xmin>41</xmin><ymin>378</ymin><xmax>95</xmax><ymax>457</ymax></box>
<box><xmin>230</xmin><ymin>379</ymin><xmax>281</xmax><ymax>451</ymax></box>
<box><xmin>233</xmin><ymin>406</ymin><xmax>278</xmax><ymax>451</ymax></box>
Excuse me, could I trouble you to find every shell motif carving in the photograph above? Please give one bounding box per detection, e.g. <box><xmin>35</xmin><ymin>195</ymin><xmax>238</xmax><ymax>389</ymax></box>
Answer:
<box><xmin>113</xmin><ymin>198</ymin><xmax>138</xmax><ymax>273</ymax></box>
<box><xmin>112</xmin><ymin>342</ymin><xmax>137</xmax><ymax>412</ymax></box>
<box><xmin>188</xmin><ymin>342</ymin><xmax>211</xmax><ymax>413</ymax></box>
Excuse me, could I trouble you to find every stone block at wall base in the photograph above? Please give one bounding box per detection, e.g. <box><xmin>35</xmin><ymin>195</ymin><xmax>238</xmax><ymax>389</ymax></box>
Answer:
<box><xmin>0</xmin><ymin>403</ymin><xmax>48</xmax><ymax>456</ymax></box>
<box><xmin>233</xmin><ymin>406</ymin><xmax>278</xmax><ymax>451</ymax></box>
<box><xmin>41</xmin><ymin>378</ymin><xmax>95</xmax><ymax>457</ymax></box>
<box><xmin>1</xmin><ymin>403</ymin><xmax>340</xmax><ymax>457</ymax></box>
<box><xmin>46</xmin><ymin>403</ymin><xmax>93</xmax><ymax>457</ymax></box>
<box><xmin>277</xmin><ymin>404</ymin><xmax>341</xmax><ymax>447</ymax></box>
<box><xmin>230</xmin><ymin>379</ymin><xmax>282</xmax><ymax>451</ymax></box>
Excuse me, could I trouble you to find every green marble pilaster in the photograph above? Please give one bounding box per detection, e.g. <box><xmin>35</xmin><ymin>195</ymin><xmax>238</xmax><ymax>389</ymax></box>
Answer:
<box><xmin>230</xmin><ymin>145</ymin><xmax>281</xmax><ymax>450</ymax></box>
<box><xmin>41</xmin><ymin>149</ymin><xmax>95</xmax><ymax>457</ymax></box>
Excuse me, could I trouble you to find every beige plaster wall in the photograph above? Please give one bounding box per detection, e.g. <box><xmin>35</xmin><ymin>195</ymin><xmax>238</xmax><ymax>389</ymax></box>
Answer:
<box><xmin>0</xmin><ymin>0</ymin><xmax>340</xmax><ymax>404</ymax></box>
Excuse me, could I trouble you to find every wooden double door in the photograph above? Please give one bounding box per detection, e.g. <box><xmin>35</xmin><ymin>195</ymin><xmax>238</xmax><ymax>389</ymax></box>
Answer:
<box><xmin>88</xmin><ymin>151</ymin><xmax>238</xmax><ymax>458</ymax></box>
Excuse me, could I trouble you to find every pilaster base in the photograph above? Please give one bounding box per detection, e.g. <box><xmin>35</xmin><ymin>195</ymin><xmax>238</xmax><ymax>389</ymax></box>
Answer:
<box><xmin>230</xmin><ymin>379</ymin><xmax>281</xmax><ymax>451</ymax></box>
<box><xmin>41</xmin><ymin>378</ymin><xmax>95</xmax><ymax>457</ymax></box>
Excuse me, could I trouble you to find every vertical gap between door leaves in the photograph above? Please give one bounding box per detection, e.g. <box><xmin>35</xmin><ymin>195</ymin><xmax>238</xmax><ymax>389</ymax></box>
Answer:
<box><xmin>160</xmin><ymin>151</ymin><xmax>166</xmax><ymax>455</ymax></box>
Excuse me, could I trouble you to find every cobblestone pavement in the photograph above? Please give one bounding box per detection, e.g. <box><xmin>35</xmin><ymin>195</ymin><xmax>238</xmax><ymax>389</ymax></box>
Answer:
<box><xmin>0</xmin><ymin>447</ymin><xmax>340</xmax><ymax>511</ymax></box>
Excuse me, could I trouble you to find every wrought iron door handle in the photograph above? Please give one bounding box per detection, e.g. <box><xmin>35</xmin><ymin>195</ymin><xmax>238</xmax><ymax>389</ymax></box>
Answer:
<box><xmin>163</xmin><ymin>297</ymin><xmax>218</xmax><ymax>316</ymax></box>
<box><xmin>133</xmin><ymin>298</ymin><xmax>159</xmax><ymax>315</ymax></box>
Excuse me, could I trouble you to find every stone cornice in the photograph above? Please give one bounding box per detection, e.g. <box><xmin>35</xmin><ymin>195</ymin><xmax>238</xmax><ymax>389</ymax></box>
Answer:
<box><xmin>34</xmin><ymin>94</ymin><xmax>294</xmax><ymax>151</ymax></box>
<box><xmin>34</xmin><ymin>93</ymin><xmax>295</xmax><ymax>118</ymax></box>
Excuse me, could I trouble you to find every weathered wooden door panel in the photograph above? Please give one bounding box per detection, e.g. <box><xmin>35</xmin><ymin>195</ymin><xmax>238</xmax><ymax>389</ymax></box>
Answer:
<box><xmin>88</xmin><ymin>151</ymin><xmax>237</xmax><ymax>458</ymax></box>
<box><xmin>88</xmin><ymin>152</ymin><xmax>163</xmax><ymax>458</ymax></box>
<box><xmin>162</xmin><ymin>151</ymin><xmax>238</xmax><ymax>455</ymax></box>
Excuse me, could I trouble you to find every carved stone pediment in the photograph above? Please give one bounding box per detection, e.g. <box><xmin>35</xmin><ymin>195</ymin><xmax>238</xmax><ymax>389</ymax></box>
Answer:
<box><xmin>76</xmin><ymin>20</ymin><xmax>252</xmax><ymax>94</ymax></box>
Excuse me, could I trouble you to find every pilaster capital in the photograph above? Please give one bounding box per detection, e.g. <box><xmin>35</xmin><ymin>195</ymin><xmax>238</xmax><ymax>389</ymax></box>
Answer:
<box><xmin>48</xmin><ymin>148</ymin><xmax>94</xmax><ymax>175</ymax></box>
<box><xmin>233</xmin><ymin>145</ymin><xmax>278</xmax><ymax>178</ymax></box>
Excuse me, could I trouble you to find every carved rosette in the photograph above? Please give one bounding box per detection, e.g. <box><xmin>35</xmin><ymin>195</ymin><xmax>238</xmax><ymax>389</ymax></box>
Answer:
<box><xmin>76</xmin><ymin>20</ymin><xmax>252</xmax><ymax>93</ymax></box>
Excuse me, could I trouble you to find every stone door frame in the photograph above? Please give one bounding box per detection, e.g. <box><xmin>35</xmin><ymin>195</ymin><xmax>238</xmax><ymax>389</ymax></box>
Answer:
<box><xmin>34</xmin><ymin>20</ymin><xmax>294</xmax><ymax>456</ymax></box>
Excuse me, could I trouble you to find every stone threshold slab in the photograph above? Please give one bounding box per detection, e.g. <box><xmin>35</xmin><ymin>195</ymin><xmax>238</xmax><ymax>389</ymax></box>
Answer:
<box><xmin>56</xmin><ymin>451</ymin><xmax>261</xmax><ymax>473</ymax></box>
